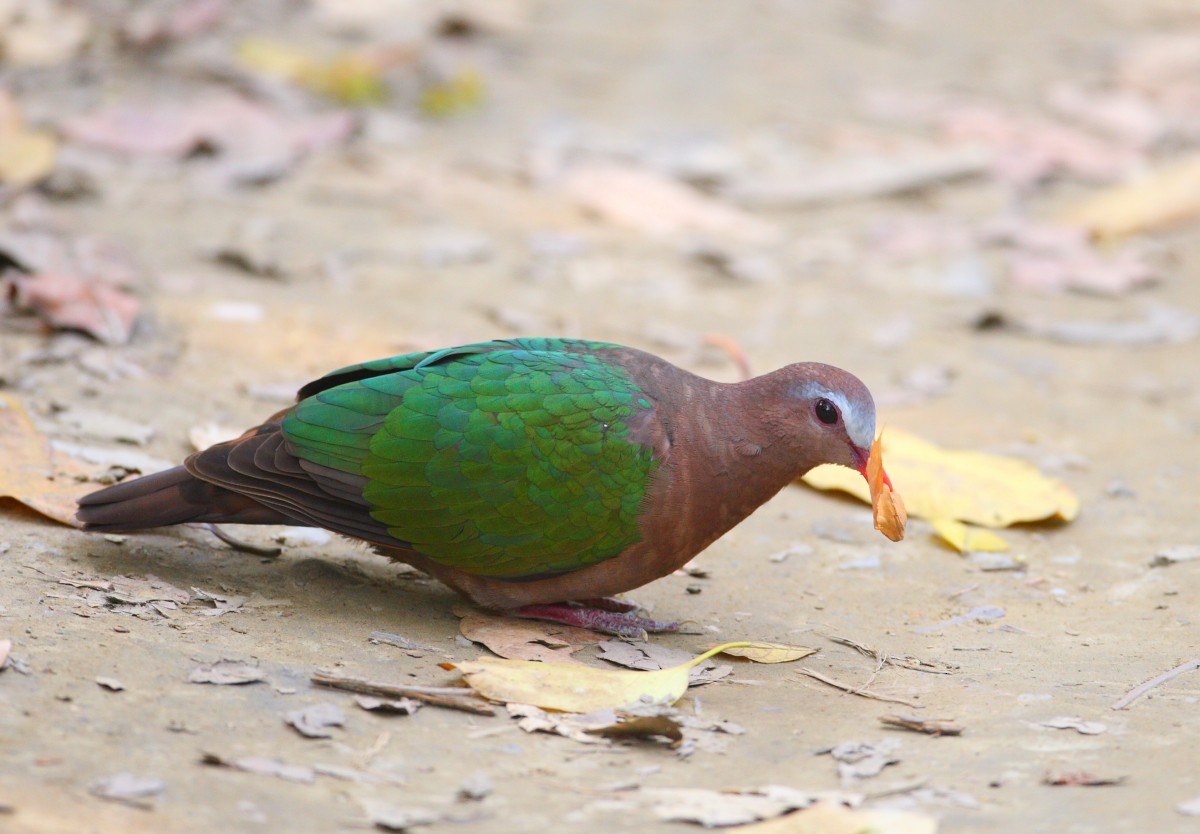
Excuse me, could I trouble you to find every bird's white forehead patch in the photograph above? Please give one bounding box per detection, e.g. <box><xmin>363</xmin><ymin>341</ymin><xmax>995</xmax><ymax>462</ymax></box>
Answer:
<box><xmin>796</xmin><ymin>381</ymin><xmax>876</xmax><ymax>449</ymax></box>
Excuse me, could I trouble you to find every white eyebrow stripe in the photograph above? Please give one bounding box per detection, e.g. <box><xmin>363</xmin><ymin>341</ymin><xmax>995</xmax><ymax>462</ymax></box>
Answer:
<box><xmin>797</xmin><ymin>381</ymin><xmax>876</xmax><ymax>448</ymax></box>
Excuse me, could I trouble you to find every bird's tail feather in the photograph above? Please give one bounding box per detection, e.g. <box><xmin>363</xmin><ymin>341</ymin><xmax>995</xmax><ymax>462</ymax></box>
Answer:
<box><xmin>76</xmin><ymin>466</ymin><xmax>292</xmax><ymax>531</ymax></box>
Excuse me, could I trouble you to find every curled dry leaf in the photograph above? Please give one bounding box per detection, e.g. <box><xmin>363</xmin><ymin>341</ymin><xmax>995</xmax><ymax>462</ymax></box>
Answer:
<box><xmin>456</xmin><ymin>605</ymin><xmax>604</xmax><ymax>663</ymax></box>
<box><xmin>6</xmin><ymin>272</ymin><xmax>140</xmax><ymax>345</ymax></box>
<box><xmin>718</xmin><ymin>643</ymin><xmax>817</xmax><ymax>663</ymax></box>
<box><xmin>456</xmin><ymin>641</ymin><xmax>776</xmax><ymax>713</ymax></box>
<box><xmin>804</xmin><ymin>428</ymin><xmax>1078</xmax><ymax>552</ymax></box>
<box><xmin>559</xmin><ymin>161</ymin><xmax>779</xmax><ymax>244</ymax></box>
<box><xmin>0</xmin><ymin>393</ymin><xmax>97</xmax><ymax>526</ymax></box>
<box><xmin>866</xmin><ymin>436</ymin><xmax>907</xmax><ymax>542</ymax></box>
<box><xmin>188</xmin><ymin>660</ymin><xmax>267</xmax><ymax>685</ymax></box>
<box><xmin>285</xmin><ymin>703</ymin><xmax>346</xmax><ymax>738</ymax></box>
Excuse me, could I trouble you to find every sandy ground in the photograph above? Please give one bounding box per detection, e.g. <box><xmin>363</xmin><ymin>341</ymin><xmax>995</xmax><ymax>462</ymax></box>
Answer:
<box><xmin>2</xmin><ymin>1</ymin><xmax>1200</xmax><ymax>832</ymax></box>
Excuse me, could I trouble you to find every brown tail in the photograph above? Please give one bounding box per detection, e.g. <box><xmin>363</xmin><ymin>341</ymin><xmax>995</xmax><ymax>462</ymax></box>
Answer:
<box><xmin>76</xmin><ymin>466</ymin><xmax>294</xmax><ymax>531</ymax></box>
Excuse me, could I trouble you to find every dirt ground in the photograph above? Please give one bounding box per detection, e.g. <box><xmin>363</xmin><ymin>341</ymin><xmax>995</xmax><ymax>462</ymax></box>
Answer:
<box><xmin>2</xmin><ymin>1</ymin><xmax>1200</xmax><ymax>832</ymax></box>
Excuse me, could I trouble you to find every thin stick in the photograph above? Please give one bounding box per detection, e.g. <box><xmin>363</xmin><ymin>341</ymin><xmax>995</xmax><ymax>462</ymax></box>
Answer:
<box><xmin>1111</xmin><ymin>658</ymin><xmax>1200</xmax><ymax>710</ymax></box>
<box><xmin>201</xmin><ymin>524</ymin><xmax>282</xmax><ymax>557</ymax></box>
<box><xmin>796</xmin><ymin>667</ymin><xmax>923</xmax><ymax>709</ymax></box>
<box><xmin>311</xmin><ymin>671</ymin><xmax>495</xmax><ymax>716</ymax></box>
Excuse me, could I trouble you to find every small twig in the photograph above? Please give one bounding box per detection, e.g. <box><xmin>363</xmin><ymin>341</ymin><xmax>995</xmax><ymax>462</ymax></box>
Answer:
<box><xmin>201</xmin><ymin>524</ymin><xmax>282</xmax><ymax>558</ymax></box>
<box><xmin>795</xmin><ymin>667</ymin><xmax>923</xmax><ymax>708</ymax></box>
<box><xmin>1111</xmin><ymin>658</ymin><xmax>1200</xmax><ymax>710</ymax></box>
<box><xmin>823</xmin><ymin>633</ymin><xmax>956</xmax><ymax>675</ymax></box>
<box><xmin>880</xmin><ymin>714</ymin><xmax>963</xmax><ymax>736</ymax></box>
<box><xmin>311</xmin><ymin>671</ymin><xmax>495</xmax><ymax>716</ymax></box>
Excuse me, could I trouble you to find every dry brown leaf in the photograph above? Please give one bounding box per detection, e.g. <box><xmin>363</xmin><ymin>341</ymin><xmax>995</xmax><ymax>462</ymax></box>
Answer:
<box><xmin>0</xmin><ymin>393</ymin><xmax>96</xmax><ymax>526</ymax></box>
<box><xmin>455</xmin><ymin>605</ymin><xmax>605</xmax><ymax>663</ymax></box>
<box><xmin>6</xmin><ymin>272</ymin><xmax>141</xmax><ymax>345</ymax></box>
<box><xmin>866</xmin><ymin>436</ymin><xmax>907</xmax><ymax>542</ymax></box>
<box><xmin>560</xmin><ymin>162</ymin><xmax>779</xmax><ymax>244</ymax></box>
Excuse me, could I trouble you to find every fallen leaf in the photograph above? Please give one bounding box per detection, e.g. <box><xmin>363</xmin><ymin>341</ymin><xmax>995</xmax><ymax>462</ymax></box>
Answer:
<box><xmin>0</xmin><ymin>91</ymin><xmax>57</xmax><ymax>187</ymax></box>
<box><xmin>821</xmin><ymin>739</ymin><xmax>901</xmax><ymax>783</ymax></box>
<box><xmin>420</xmin><ymin>68</ymin><xmax>486</xmax><ymax>117</ymax></box>
<box><xmin>735</xmin><ymin>800</ymin><xmax>938</xmax><ymax>834</ymax></box>
<box><xmin>200</xmin><ymin>753</ymin><xmax>314</xmax><ymax>783</ymax></box>
<box><xmin>89</xmin><ymin>773</ymin><xmax>166</xmax><ymax>806</ymax></box>
<box><xmin>95</xmin><ymin>676</ymin><xmax>125</xmax><ymax>692</ymax></box>
<box><xmin>559</xmin><ymin>162</ymin><xmax>779</xmax><ymax>244</ymax></box>
<box><xmin>929</xmin><ymin>518</ymin><xmax>1011</xmax><ymax>553</ymax></box>
<box><xmin>596</xmin><ymin>640</ymin><xmax>732</xmax><ymax>685</ymax></box>
<box><xmin>236</xmin><ymin>37</ymin><xmax>391</xmax><ymax>105</ymax></box>
<box><xmin>354</xmin><ymin>695</ymin><xmax>422</xmax><ymax>715</ymax></box>
<box><xmin>456</xmin><ymin>606</ymin><xmax>604</xmax><ymax>663</ymax></box>
<box><xmin>286</xmin><ymin>703</ymin><xmax>346</xmax><ymax>738</ymax></box>
<box><xmin>646</xmin><ymin>786</ymin><xmax>851</xmax><ymax>828</ymax></box>
<box><xmin>5</xmin><ymin>272</ymin><xmax>140</xmax><ymax>345</ymax></box>
<box><xmin>1060</xmin><ymin>154</ymin><xmax>1200</xmax><ymax>240</ymax></box>
<box><xmin>506</xmin><ymin>703</ymin><xmax>611</xmax><ymax>744</ymax></box>
<box><xmin>719</xmin><ymin>643</ymin><xmax>817</xmax><ymax>664</ymax></box>
<box><xmin>190</xmin><ymin>588</ymin><xmax>246</xmax><ymax>617</ymax></box>
<box><xmin>803</xmin><ymin>428</ymin><xmax>1078</xmax><ymax>547</ymax></box>
<box><xmin>585</xmin><ymin>714</ymin><xmax>685</xmax><ymax>745</ymax></box>
<box><xmin>189</xmin><ymin>661</ymin><xmax>267</xmax><ymax>685</ymax></box>
<box><xmin>866</xmin><ymin>436</ymin><xmax>907</xmax><ymax>541</ymax></box>
<box><xmin>1043</xmin><ymin>771</ymin><xmax>1126</xmax><ymax>787</ymax></box>
<box><xmin>0</xmin><ymin>393</ymin><xmax>96</xmax><ymax>525</ymax></box>
<box><xmin>456</xmin><ymin>641</ymin><xmax>770</xmax><ymax>713</ymax></box>
<box><xmin>1039</xmin><ymin>717</ymin><xmax>1107</xmax><ymax>735</ymax></box>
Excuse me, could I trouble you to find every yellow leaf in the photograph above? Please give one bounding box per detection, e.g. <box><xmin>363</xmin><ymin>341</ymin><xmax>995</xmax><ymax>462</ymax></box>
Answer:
<box><xmin>718</xmin><ymin>643</ymin><xmax>816</xmax><ymax>663</ymax></box>
<box><xmin>802</xmin><ymin>428</ymin><xmax>1078</xmax><ymax>529</ymax></box>
<box><xmin>930</xmin><ymin>518</ymin><xmax>1011</xmax><ymax>553</ymax></box>
<box><xmin>457</xmin><ymin>641</ymin><xmax>766</xmax><ymax>713</ymax></box>
<box><xmin>0</xmin><ymin>129</ymin><xmax>57</xmax><ymax>187</ymax></box>
<box><xmin>420</xmin><ymin>68</ymin><xmax>486</xmax><ymax>117</ymax></box>
<box><xmin>736</xmin><ymin>800</ymin><xmax>937</xmax><ymax>834</ymax></box>
<box><xmin>235</xmin><ymin>37</ymin><xmax>315</xmax><ymax>83</ymax></box>
<box><xmin>0</xmin><ymin>394</ymin><xmax>96</xmax><ymax>526</ymax></box>
<box><xmin>1060</xmin><ymin>154</ymin><xmax>1200</xmax><ymax>241</ymax></box>
<box><xmin>235</xmin><ymin>38</ymin><xmax>388</xmax><ymax>105</ymax></box>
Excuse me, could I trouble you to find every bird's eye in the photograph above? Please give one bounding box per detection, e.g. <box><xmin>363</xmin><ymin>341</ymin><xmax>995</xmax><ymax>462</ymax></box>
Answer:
<box><xmin>815</xmin><ymin>398</ymin><xmax>839</xmax><ymax>425</ymax></box>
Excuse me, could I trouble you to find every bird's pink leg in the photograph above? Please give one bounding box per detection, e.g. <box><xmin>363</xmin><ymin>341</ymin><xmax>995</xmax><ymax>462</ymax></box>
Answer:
<box><xmin>515</xmin><ymin>602</ymin><xmax>679</xmax><ymax>639</ymax></box>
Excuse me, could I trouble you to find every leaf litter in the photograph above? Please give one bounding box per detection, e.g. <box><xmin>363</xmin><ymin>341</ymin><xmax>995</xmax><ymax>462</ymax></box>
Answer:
<box><xmin>456</xmin><ymin>641</ymin><xmax>813</xmax><ymax>714</ymax></box>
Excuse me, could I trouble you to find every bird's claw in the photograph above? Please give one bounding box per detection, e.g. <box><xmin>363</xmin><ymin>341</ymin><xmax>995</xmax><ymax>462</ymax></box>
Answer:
<box><xmin>514</xmin><ymin>602</ymin><xmax>679</xmax><ymax>640</ymax></box>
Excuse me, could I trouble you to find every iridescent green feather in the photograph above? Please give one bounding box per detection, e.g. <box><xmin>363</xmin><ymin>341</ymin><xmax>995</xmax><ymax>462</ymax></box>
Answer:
<box><xmin>281</xmin><ymin>339</ymin><xmax>659</xmax><ymax>579</ymax></box>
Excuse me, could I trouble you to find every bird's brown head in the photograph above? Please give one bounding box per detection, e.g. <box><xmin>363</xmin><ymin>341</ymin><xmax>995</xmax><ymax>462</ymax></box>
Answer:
<box><xmin>772</xmin><ymin>363</ymin><xmax>887</xmax><ymax>485</ymax></box>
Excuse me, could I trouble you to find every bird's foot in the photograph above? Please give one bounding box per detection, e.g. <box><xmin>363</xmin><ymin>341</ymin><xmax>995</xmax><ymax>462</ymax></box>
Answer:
<box><xmin>515</xmin><ymin>602</ymin><xmax>679</xmax><ymax>640</ymax></box>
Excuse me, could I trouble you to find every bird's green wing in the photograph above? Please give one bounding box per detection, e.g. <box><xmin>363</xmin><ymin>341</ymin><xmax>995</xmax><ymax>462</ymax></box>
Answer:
<box><xmin>282</xmin><ymin>340</ymin><xmax>660</xmax><ymax>579</ymax></box>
